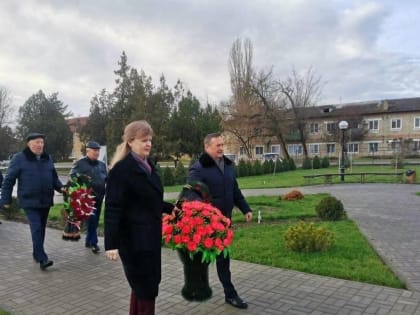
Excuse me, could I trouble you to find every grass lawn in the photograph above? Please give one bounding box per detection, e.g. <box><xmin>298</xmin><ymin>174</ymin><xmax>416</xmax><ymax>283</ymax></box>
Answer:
<box><xmin>228</xmin><ymin>194</ymin><xmax>405</xmax><ymax>289</ymax></box>
<box><xmin>163</xmin><ymin>165</ymin><xmax>417</xmax><ymax>192</ymax></box>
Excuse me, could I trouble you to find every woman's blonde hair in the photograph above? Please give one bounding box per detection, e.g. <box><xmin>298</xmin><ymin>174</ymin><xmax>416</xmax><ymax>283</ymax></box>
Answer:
<box><xmin>109</xmin><ymin>120</ymin><xmax>153</xmax><ymax>169</ymax></box>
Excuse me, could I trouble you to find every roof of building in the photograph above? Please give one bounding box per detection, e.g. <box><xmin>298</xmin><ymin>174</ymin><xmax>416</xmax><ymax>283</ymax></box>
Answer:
<box><xmin>305</xmin><ymin>97</ymin><xmax>420</xmax><ymax>119</ymax></box>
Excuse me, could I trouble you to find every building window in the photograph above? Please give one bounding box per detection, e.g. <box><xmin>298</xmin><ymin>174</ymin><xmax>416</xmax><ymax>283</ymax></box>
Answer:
<box><xmin>347</xmin><ymin>143</ymin><xmax>359</xmax><ymax>154</ymax></box>
<box><xmin>388</xmin><ymin>140</ymin><xmax>401</xmax><ymax>151</ymax></box>
<box><xmin>310</xmin><ymin>123</ymin><xmax>319</xmax><ymax>134</ymax></box>
<box><xmin>414</xmin><ymin>118</ymin><xmax>420</xmax><ymax>129</ymax></box>
<box><xmin>271</xmin><ymin>145</ymin><xmax>280</xmax><ymax>153</ymax></box>
<box><xmin>391</xmin><ymin>118</ymin><xmax>401</xmax><ymax>130</ymax></box>
<box><xmin>239</xmin><ymin>146</ymin><xmax>246</xmax><ymax>156</ymax></box>
<box><xmin>368</xmin><ymin>119</ymin><xmax>379</xmax><ymax>132</ymax></box>
<box><xmin>350</xmin><ymin>121</ymin><xmax>360</xmax><ymax>129</ymax></box>
<box><xmin>326</xmin><ymin>143</ymin><xmax>335</xmax><ymax>154</ymax></box>
<box><xmin>326</xmin><ymin>122</ymin><xmax>336</xmax><ymax>133</ymax></box>
<box><xmin>413</xmin><ymin>140</ymin><xmax>420</xmax><ymax>151</ymax></box>
<box><xmin>309</xmin><ymin>144</ymin><xmax>319</xmax><ymax>154</ymax></box>
<box><xmin>287</xmin><ymin>144</ymin><xmax>303</xmax><ymax>155</ymax></box>
<box><xmin>368</xmin><ymin>143</ymin><xmax>379</xmax><ymax>153</ymax></box>
<box><xmin>255</xmin><ymin>146</ymin><xmax>264</xmax><ymax>155</ymax></box>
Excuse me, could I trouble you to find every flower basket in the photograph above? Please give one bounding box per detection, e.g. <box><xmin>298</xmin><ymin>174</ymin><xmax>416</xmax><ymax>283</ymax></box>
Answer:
<box><xmin>177</xmin><ymin>250</ymin><xmax>212</xmax><ymax>301</ymax></box>
<box><xmin>162</xmin><ymin>195</ymin><xmax>233</xmax><ymax>301</ymax></box>
<box><xmin>62</xmin><ymin>174</ymin><xmax>96</xmax><ymax>241</ymax></box>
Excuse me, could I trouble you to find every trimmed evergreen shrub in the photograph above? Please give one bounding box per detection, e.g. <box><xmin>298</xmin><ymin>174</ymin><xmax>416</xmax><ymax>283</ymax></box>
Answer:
<box><xmin>315</xmin><ymin>196</ymin><xmax>346</xmax><ymax>221</ymax></box>
<box><xmin>163</xmin><ymin>167</ymin><xmax>175</xmax><ymax>186</ymax></box>
<box><xmin>313</xmin><ymin>156</ymin><xmax>321</xmax><ymax>169</ymax></box>
<box><xmin>321</xmin><ymin>156</ymin><xmax>330</xmax><ymax>168</ymax></box>
<box><xmin>262</xmin><ymin>160</ymin><xmax>271</xmax><ymax>174</ymax></box>
<box><xmin>237</xmin><ymin>159</ymin><xmax>248</xmax><ymax>177</ymax></box>
<box><xmin>268</xmin><ymin>159</ymin><xmax>275</xmax><ymax>173</ymax></box>
<box><xmin>246</xmin><ymin>160</ymin><xmax>255</xmax><ymax>176</ymax></box>
<box><xmin>284</xmin><ymin>221</ymin><xmax>336</xmax><ymax>252</ymax></box>
<box><xmin>275</xmin><ymin>158</ymin><xmax>283</xmax><ymax>172</ymax></box>
<box><xmin>282</xmin><ymin>159</ymin><xmax>290</xmax><ymax>171</ymax></box>
<box><xmin>253</xmin><ymin>159</ymin><xmax>263</xmax><ymax>176</ymax></box>
<box><xmin>302</xmin><ymin>157</ymin><xmax>312</xmax><ymax>169</ymax></box>
<box><xmin>174</xmin><ymin>161</ymin><xmax>188</xmax><ymax>184</ymax></box>
<box><xmin>288</xmin><ymin>158</ymin><xmax>296</xmax><ymax>171</ymax></box>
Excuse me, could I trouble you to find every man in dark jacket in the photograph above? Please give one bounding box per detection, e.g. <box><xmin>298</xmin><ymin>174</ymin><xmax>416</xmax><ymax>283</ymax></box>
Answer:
<box><xmin>69</xmin><ymin>141</ymin><xmax>107</xmax><ymax>253</ymax></box>
<box><xmin>189</xmin><ymin>132</ymin><xmax>252</xmax><ymax>309</ymax></box>
<box><xmin>0</xmin><ymin>133</ymin><xmax>63</xmax><ymax>270</ymax></box>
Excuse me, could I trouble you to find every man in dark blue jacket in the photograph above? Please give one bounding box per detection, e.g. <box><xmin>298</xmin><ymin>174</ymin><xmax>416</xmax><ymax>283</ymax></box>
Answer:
<box><xmin>0</xmin><ymin>133</ymin><xmax>63</xmax><ymax>270</ymax></box>
<box><xmin>189</xmin><ymin>132</ymin><xmax>252</xmax><ymax>309</ymax></box>
<box><xmin>69</xmin><ymin>141</ymin><xmax>107</xmax><ymax>253</ymax></box>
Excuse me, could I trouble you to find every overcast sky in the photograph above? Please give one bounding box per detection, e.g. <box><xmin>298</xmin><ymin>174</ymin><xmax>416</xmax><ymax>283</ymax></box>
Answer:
<box><xmin>1</xmin><ymin>0</ymin><xmax>419</xmax><ymax>117</ymax></box>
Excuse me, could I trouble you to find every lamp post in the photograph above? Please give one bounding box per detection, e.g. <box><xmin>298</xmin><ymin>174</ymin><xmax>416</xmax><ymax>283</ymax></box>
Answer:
<box><xmin>338</xmin><ymin>120</ymin><xmax>349</xmax><ymax>181</ymax></box>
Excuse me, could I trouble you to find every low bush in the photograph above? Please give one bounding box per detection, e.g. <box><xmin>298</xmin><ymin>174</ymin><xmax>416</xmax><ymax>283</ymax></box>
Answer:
<box><xmin>284</xmin><ymin>221</ymin><xmax>335</xmax><ymax>252</ymax></box>
<box><xmin>321</xmin><ymin>156</ymin><xmax>330</xmax><ymax>168</ymax></box>
<box><xmin>315</xmin><ymin>196</ymin><xmax>345</xmax><ymax>221</ymax></box>
<box><xmin>282</xmin><ymin>190</ymin><xmax>304</xmax><ymax>201</ymax></box>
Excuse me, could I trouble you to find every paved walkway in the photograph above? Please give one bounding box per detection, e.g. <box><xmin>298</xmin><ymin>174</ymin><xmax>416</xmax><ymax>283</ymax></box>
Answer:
<box><xmin>1</xmin><ymin>184</ymin><xmax>420</xmax><ymax>314</ymax></box>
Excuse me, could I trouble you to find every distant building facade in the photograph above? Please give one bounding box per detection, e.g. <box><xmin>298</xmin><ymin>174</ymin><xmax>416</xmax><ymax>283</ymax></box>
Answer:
<box><xmin>224</xmin><ymin>97</ymin><xmax>420</xmax><ymax>161</ymax></box>
<box><xmin>67</xmin><ymin>117</ymin><xmax>88</xmax><ymax>160</ymax></box>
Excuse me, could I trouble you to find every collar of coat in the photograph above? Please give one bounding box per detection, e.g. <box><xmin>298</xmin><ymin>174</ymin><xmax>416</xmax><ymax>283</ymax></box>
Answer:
<box><xmin>23</xmin><ymin>147</ymin><xmax>50</xmax><ymax>161</ymax></box>
<box><xmin>199</xmin><ymin>152</ymin><xmax>232</xmax><ymax>168</ymax></box>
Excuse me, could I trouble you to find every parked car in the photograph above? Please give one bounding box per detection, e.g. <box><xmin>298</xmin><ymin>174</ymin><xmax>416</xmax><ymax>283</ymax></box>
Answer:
<box><xmin>261</xmin><ymin>153</ymin><xmax>281</xmax><ymax>161</ymax></box>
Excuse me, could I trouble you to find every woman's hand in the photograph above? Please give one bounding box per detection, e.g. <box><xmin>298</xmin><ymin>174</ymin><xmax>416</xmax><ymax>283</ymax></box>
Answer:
<box><xmin>172</xmin><ymin>206</ymin><xmax>181</xmax><ymax>217</ymax></box>
<box><xmin>106</xmin><ymin>249</ymin><xmax>119</xmax><ymax>261</ymax></box>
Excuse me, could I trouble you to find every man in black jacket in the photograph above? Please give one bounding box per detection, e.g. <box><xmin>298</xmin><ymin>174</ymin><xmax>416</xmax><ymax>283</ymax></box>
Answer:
<box><xmin>189</xmin><ymin>132</ymin><xmax>252</xmax><ymax>309</ymax></box>
<box><xmin>69</xmin><ymin>141</ymin><xmax>107</xmax><ymax>253</ymax></box>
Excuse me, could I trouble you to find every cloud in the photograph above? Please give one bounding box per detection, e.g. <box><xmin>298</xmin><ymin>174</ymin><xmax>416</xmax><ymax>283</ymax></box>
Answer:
<box><xmin>0</xmin><ymin>0</ymin><xmax>419</xmax><ymax>117</ymax></box>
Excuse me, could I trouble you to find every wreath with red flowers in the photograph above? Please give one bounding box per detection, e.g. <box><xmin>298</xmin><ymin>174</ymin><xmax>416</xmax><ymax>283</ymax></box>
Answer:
<box><xmin>62</xmin><ymin>173</ymin><xmax>96</xmax><ymax>241</ymax></box>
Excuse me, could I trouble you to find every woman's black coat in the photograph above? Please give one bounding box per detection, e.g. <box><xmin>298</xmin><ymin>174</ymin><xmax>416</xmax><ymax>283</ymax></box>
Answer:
<box><xmin>105</xmin><ymin>153</ymin><xmax>172</xmax><ymax>299</ymax></box>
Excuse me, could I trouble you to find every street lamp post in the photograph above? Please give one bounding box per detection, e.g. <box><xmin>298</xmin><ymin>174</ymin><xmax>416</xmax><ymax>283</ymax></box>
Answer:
<box><xmin>338</xmin><ymin>120</ymin><xmax>349</xmax><ymax>181</ymax></box>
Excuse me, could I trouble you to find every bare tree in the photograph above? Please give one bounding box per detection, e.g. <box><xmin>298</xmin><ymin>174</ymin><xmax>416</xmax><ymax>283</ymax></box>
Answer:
<box><xmin>0</xmin><ymin>87</ymin><xmax>17</xmax><ymax>159</ymax></box>
<box><xmin>278</xmin><ymin>67</ymin><xmax>322</xmax><ymax>158</ymax></box>
<box><xmin>0</xmin><ymin>87</ymin><xmax>14</xmax><ymax>128</ymax></box>
<box><xmin>223</xmin><ymin>38</ymin><xmax>265</xmax><ymax>159</ymax></box>
<box><xmin>251</xmin><ymin>70</ymin><xmax>291</xmax><ymax>160</ymax></box>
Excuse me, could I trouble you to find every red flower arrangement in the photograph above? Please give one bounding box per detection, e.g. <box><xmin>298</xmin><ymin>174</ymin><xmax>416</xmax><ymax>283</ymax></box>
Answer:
<box><xmin>62</xmin><ymin>174</ymin><xmax>96</xmax><ymax>241</ymax></box>
<box><xmin>162</xmin><ymin>200</ymin><xmax>233</xmax><ymax>263</ymax></box>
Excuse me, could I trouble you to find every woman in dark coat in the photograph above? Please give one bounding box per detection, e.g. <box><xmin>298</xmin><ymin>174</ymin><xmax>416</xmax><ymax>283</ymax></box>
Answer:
<box><xmin>105</xmin><ymin>120</ymin><xmax>175</xmax><ymax>315</ymax></box>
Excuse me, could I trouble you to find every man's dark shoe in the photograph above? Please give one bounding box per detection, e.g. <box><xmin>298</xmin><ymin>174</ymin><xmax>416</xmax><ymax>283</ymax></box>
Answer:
<box><xmin>91</xmin><ymin>245</ymin><xmax>100</xmax><ymax>254</ymax></box>
<box><xmin>85</xmin><ymin>243</ymin><xmax>91</xmax><ymax>248</ymax></box>
<box><xmin>40</xmin><ymin>260</ymin><xmax>53</xmax><ymax>270</ymax></box>
<box><xmin>225</xmin><ymin>296</ymin><xmax>248</xmax><ymax>309</ymax></box>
